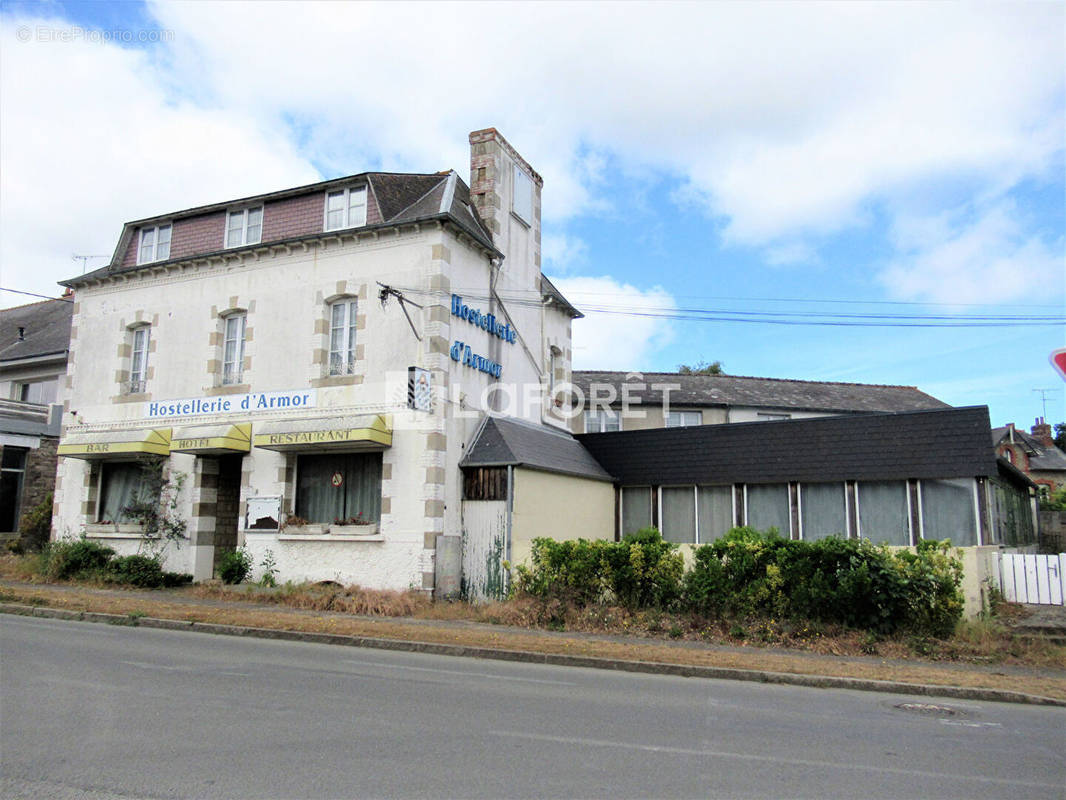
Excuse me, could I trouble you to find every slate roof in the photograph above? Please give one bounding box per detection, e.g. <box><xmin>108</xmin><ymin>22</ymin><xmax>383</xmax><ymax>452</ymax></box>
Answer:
<box><xmin>571</xmin><ymin>371</ymin><xmax>949</xmax><ymax>414</ymax></box>
<box><xmin>460</xmin><ymin>416</ymin><xmax>613</xmax><ymax>482</ymax></box>
<box><xmin>992</xmin><ymin>426</ymin><xmax>1066</xmax><ymax>473</ymax></box>
<box><xmin>577</xmin><ymin>405</ymin><xmax>998</xmax><ymax>485</ymax></box>
<box><xmin>0</xmin><ymin>298</ymin><xmax>74</xmax><ymax>363</ymax></box>
<box><xmin>541</xmin><ymin>276</ymin><xmax>583</xmax><ymax>319</ymax></box>
<box><xmin>64</xmin><ymin>171</ymin><xmax>497</xmax><ymax>287</ymax></box>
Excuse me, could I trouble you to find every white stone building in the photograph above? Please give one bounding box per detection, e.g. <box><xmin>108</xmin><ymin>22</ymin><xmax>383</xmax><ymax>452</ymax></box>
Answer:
<box><xmin>54</xmin><ymin>129</ymin><xmax>579</xmax><ymax>590</ymax></box>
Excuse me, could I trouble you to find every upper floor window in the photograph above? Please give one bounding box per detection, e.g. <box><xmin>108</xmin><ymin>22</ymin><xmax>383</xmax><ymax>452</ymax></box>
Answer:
<box><xmin>129</xmin><ymin>325</ymin><xmax>150</xmax><ymax>394</ymax></box>
<box><xmin>584</xmin><ymin>409</ymin><xmax>620</xmax><ymax>433</ymax></box>
<box><xmin>324</xmin><ymin>186</ymin><xmax>367</xmax><ymax>231</ymax></box>
<box><xmin>222</xmin><ymin>313</ymin><xmax>246</xmax><ymax>385</ymax></box>
<box><xmin>138</xmin><ymin>224</ymin><xmax>172</xmax><ymax>264</ymax></box>
<box><xmin>512</xmin><ymin>165</ymin><xmax>532</xmax><ymax>224</ymax></box>
<box><xmin>226</xmin><ymin>207</ymin><xmax>263</xmax><ymax>248</ymax></box>
<box><xmin>757</xmin><ymin>412</ymin><xmax>791</xmax><ymax>421</ymax></box>
<box><xmin>666</xmin><ymin>410</ymin><xmax>701</xmax><ymax>428</ymax></box>
<box><xmin>329</xmin><ymin>298</ymin><xmax>357</xmax><ymax>376</ymax></box>
<box><xmin>12</xmin><ymin>379</ymin><xmax>58</xmax><ymax>405</ymax></box>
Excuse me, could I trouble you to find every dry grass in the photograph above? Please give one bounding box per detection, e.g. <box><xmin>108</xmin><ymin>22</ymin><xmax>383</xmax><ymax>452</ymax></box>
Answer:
<box><xmin>1</xmin><ymin>580</ymin><xmax>1064</xmax><ymax>700</ymax></box>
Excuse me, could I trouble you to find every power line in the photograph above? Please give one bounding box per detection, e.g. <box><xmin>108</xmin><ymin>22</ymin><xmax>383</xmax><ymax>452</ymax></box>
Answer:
<box><xmin>0</xmin><ymin>287</ymin><xmax>74</xmax><ymax>303</ymax></box>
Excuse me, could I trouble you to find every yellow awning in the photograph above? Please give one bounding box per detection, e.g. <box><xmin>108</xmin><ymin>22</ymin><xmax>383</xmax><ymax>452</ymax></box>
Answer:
<box><xmin>253</xmin><ymin>414</ymin><xmax>391</xmax><ymax>452</ymax></box>
<box><xmin>58</xmin><ymin>428</ymin><xmax>172</xmax><ymax>460</ymax></box>
<box><xmin>171</xmin><ymin>423</ymin><xmax>251</xmax><ymax>454</ymax></box>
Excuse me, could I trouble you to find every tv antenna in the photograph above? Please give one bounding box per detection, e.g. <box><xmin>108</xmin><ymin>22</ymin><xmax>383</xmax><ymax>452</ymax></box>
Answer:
<box><xmin>1032</xmin><ymin>387</ymin><xmax>1061</xmax><ymax>421</ymax></box>
<box><xmin>72</xmin><ymin>254</ymin><xmax>109</xmax><ymax>274</ymax></box>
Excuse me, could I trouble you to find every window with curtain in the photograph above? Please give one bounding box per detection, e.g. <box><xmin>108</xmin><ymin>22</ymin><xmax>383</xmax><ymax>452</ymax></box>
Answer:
<box><xmin>697</xmin><ymin>485</ymin><xmax>733</xmax><ymax>543</ymax></box>
<box><xmin>665</xmin><ymin>411</ymin><xmax>702</xmax><ymax>428</ymax></box>
<box><xmin>584</xmin><ymin>409</ymin><xmax>620</xmax><ymax>433</ymax></box>
<box><xmin>857</xmin><ymin>481</ymin><xmax>910</xmax><ymax>545</ymax></box>
<box><xmin>661</xmin><ymin>486</ymin><xmax>696</xmax><ymax>544</ymax></box>
<box><xmin>920</xmin><ymin>478</ymin><xmax>977</xmax><ymax>546</ymax></box>
<box><xmin>620</xmin><ymin>486</ymin><xmax>652</xmax><ymax>535</ymax></box>
<box><xmin>324</xmin><ymin>186</ymin><xmax>367</xmax><ymax>231</ymax></box>
<box><xmin>98</xmin><ymin>462</ymin><xmax>156</xmax><ymax>523</ymax></box>
<box><xmin>746</xmin><ymin>484</ymin><xmax>790</xmax><ymax>535</ymax></box>
<box><xmin>296</xmin><ymin>453</ymin><xmax>382</xmax><ymax>524</ymax></box>
<box><xmin>329</xmin><ymin>299</ymin><xmax>357</xmax><ymax>376</ymax></box>
<box><xmin>800</xmin><ymin>482</ymin><xmax>847</xmax><ymax>541</ymax></box>
<box><xmin>129</xmin><ymin>325</ymin><xmax>150</xmax><ymax>393</ymax></box>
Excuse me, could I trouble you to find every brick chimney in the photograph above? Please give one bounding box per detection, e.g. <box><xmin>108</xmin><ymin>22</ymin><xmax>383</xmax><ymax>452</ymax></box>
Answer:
<box><xmin>1031</xmin><ymin>417</ymin><xmax>1054</xmax><ymax>448</ymax></box>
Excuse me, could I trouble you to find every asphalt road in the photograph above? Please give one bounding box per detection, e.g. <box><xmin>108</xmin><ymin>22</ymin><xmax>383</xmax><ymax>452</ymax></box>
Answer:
<box><xmin>1</xmin><ymin>615</ymin><xmax>1063</xmax><ymax>800</ymax></box>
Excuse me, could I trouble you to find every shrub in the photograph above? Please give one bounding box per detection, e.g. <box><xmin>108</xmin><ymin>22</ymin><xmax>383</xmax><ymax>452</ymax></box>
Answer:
<box><xmin>217</xmin><ymin>547</ymin><xmax>252</xmax><ymax>585</ymax></box>
<box><xmin>514</xmin><ymin>528</ymin><xmax>683</xmax><ymax>610</ymax></box>
<box><xmin>107</xmin><ymin>554</ymin><xmax>166</xmax><ymax>587</ymax></box>
<box><xmin>18</xmin><ymin>494</ymin><xmax>52</xmax><ymax>551</ymax></box>
<box><xmin>681</xmin><ymin>527</ymin><xmax>964</xmax><ymax>637</ymax></box>
<box><xmin>42</xmin><ymin>539</ymin><xmax>115</xmax><ymax>581</ymax></box>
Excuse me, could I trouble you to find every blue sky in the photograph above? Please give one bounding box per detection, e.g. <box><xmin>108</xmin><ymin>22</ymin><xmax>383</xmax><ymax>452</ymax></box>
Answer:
<box><xmin>1</xmin><ymin>1</ymin><xmax>1063</xmax><ymax>428</ymax></box>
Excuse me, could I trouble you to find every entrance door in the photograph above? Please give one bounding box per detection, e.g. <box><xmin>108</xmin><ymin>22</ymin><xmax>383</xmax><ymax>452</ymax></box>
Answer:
<box><xmin>212</xmin><ymin>455</ymin><xmax>242</xmax><ymax>569</ymax></box>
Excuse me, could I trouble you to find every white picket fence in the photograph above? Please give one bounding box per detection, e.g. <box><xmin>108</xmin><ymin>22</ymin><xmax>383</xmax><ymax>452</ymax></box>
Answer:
<box><xmin>999</xmin><ymin>553</ymin><xmax>1066</xmax><ymax>606</ymax></box>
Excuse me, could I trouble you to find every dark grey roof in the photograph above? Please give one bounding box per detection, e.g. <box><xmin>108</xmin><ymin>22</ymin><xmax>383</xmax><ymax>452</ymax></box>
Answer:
<box><xmin>572</xmin><ymin>371</ymin><xmax>949</xmax><ymax>414</ymax></box>
<box><xmin>0</xmin><ymin>299</ymin><xmax>73</xmax><ymax>362</ymax></box>
<box><xmin>65</xmin><ymin>171</ymin><xmax>498</xmax><ymax>287</ymax></box>
<box><xmin>577</xmin><ymin>406</ymin><xmax>998</xmax><ymax>485</ymax></box>
<box><xmin>992</xmin><ymin>426</ymin><xmax>1066</xmax><ymax>473</ymax></box>
<box><xmin>541</xmin><ymin>276</ymin><xmax>583</xmax><ymax>319</ymax></box>
<box><xmin>461</xmin><ymin>416</ymin><xmax>613</xmax><ymax>481</ymax></box>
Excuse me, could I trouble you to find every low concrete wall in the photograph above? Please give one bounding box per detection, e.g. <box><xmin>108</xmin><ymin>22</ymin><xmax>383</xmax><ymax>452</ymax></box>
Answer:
<box><xmin>510</xmin><ymin>468</ymin><xmax>614</xmax><ymax>568</ymax></box>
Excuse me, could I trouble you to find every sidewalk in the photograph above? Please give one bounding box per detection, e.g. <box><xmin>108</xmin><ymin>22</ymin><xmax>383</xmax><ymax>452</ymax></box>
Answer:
<box><xmin>2</xmin><ymin>579</ymin><xmax>1064</xmax><ymax>706</ymax></box>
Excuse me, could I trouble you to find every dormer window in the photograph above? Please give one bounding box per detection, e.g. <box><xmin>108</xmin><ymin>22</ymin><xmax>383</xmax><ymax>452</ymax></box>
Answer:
<box><xmin>137</xmin><ymin>224</ymin><xmax>171</xmax><ymax>264</ymax></box>
<box><xmin>324</xmin><ymin>186</ymin><xmax>367</xmax><ymax>231</ymax></box>
<box><xmin>226</xmin><ymin>207</ymin><xmax>263</xmax><ymax>248</ymax></box>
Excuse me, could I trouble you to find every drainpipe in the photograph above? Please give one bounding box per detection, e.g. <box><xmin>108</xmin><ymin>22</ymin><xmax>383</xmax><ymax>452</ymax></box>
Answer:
<box><xmin>505</xmin><ymin>465</ymin><xmax>514</xmax><ymax>591</ymax></box>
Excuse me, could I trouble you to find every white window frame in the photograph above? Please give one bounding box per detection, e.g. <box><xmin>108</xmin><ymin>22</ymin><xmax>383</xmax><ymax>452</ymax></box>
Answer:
<box><xmin>756</xmin><ymin>412</ymin><xmax>792</xmax><ymax>421</ymax></box>
<box><xmin>584</xmin><ymin>409</ymin><xmax>620</xmax><ymax>433</ymax></box>
<box><xmin>328</xmin><ymin>298</ymin><xmax>358</xmax><ymax>376</ymax></box>
<box><xmin>222</xmin><ymin>313</ymin><xmax>246</xmax><ymax>385</ymax></box>
<box><xmin>324</xmin><ymin>186</ymin><xmax>368</xmax><ymax>232</ymax></box>
<box><xmin>665</xmin><ymin>410</ymin><xmax>702</xmax><ymax>428</ymax></box>
<box><xmin>225</xmin><ymin>207</ymin><xmax>263</xmax><ymax>248</ymax></box>
<box><xmin>129</xmin><ymin>325</ymin><xmax>150</xmax><ymax>394</ymax></box>
<box><xmin>137</xmin><ymin>224</ymin><xmax>172</xmax><ymax>265</ymax></box>
<box><xmin>512</xmin><ymin>164</ymin><xmax>533</xmax><ymax>224</ymax></box>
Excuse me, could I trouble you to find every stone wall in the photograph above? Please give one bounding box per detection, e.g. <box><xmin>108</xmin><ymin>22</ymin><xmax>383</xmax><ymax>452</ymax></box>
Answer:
<box><xmin>1038</xmin><ymin>509</ymin><xmax>1066</xmax><ymax>554</ymax></box>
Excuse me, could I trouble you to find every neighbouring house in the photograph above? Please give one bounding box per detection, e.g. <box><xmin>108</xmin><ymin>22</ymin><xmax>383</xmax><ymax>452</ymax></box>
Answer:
<box><xmin>569</xmin><ymin>370</ymin><xmax>949</xmax><ymax>433</ymax></box>
<box><xmin>0</xmin><ymin>297</ymin><xmax>72</xmax><ymax>539</ymax></box>
<box><xmin>993</xmin><ymin>418</ymin><xmax>1066</xmax><ymax>499</ymax></box>
<box><xmin>53</xmin><ymin>128</ymin><xmax>579</xmax><ymax>588</ymax></box>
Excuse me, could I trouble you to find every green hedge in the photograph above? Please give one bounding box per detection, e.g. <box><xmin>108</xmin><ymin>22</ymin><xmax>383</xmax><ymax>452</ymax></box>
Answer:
<box><xmin>35</xmin><ymin>539</ymin><xmax>191</xmax><ymax>588</ymax></box>
<box><xmin>514</xmin><ymin>528</ymin><xmax>684</xmax><ymax>609</ymax></box>
<box><xmin>515</xmin><ymin>527</ymin><xmax>964</xmax><ymax>637</ymax></box>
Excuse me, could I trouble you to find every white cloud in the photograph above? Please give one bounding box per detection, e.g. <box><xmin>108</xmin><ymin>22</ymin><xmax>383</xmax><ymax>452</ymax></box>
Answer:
<box><xmin>878</xmin><ymin>201</ymin><xmax>1064</xmax><ymax>304</ymax></box>
<box><xmin>541</xmin><ymin>234</ymin><xmax>588</xmax><ymax>273</ymax></box>
<box><xmin>549</xmin><ymin>275</ymin><xmax>676</xmax><ymax>369</ymax></box>
<box><xmin>0</xmin><ymin>2</ymin><xmax>1061</xmax><ymax>303</ymax></box>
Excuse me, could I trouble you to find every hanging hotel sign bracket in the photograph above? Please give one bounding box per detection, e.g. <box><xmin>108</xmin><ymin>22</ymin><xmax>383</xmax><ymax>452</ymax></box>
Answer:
<box><xmin>378</xmin><ymin>283</ymin><xmax>423</xmax><ymax>342</ymax></box>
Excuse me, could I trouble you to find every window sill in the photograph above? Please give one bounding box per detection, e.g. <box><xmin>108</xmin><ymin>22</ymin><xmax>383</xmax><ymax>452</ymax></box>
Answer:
<box><xmin>112</xmin><ymin>392</ymin><xmax>150</xmax><ymax>404</ymax></box>
<box><xmin>510</xmin><ymin>211</ymin><xmax>531</xmax><ymax>229</ymax></box>
<box><xmin>310</xmin><ymin>374</ymin><xmax>363</xmax><ymax>388</ymax></box>
<box><xmin>85</xmin><ymin>523</ymin><xmax>146</xmax><ymax>538</ymax></box>
<box><xmin>205</xmin><ymin>384</ymin><xmax>251</xmax><ymax>396</ymax></box>
<box><xmin>273</xmin><ymin>523</ymin><xmax>381</xmax><ymax>541</ymax></box>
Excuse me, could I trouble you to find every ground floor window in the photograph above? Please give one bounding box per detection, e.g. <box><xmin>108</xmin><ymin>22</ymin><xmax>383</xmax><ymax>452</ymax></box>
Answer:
<box><xmin>800</xmin><ymin>482</ymin><xmax>846</xmax><ymax>542</ymax></box>
<box><xmin>296</xmin><ymin>452</ymin><xmax>382</xmax><ymax>524</ymax></box>
<box><xmin>620</xmin><ymin>486</ymin><xmax>652</xmax><ymax>535</ymax></box>
<box><xmin>661</xmin><ymin>486</ymin><xmax>696</xmax><ymax>544</ymax></box>
<box><xmin>98</xmin><ymin>461</ymin><xmax>157</xmax><ymax>524</ymax></box>
<box><xmin>857</xmin><ymin>480</ymin><xmax>910</xmax><ymax>545</ymax></box>
<box><xmin>697</xmin><ymin>485</ymin><xmax>733</xmax><ymax>543</ymax></box>
<box><xmin>920</xmin><ymin>478</ymin><xmax>977</xmax><ymax>546</ymax></box>
<box><xmin>746</xmin><ymin>484</ymin><xmax>790</xmax><ymax>536</ymax></box>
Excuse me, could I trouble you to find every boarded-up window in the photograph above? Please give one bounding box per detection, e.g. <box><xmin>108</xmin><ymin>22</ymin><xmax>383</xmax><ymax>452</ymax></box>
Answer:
<box><xmin>463</xmin><ymin>468</ymin><xmax>507</xmax><ymax>501</ymax></box>
<box><xmin>857</xmin><ymin>481</ymin><xmax>910</xmax><ymax>545</ymax></box>
<box><xmin>746</xmin><ymin>484</ymin><xmax>790</xmax><ymax>536</ymax></box>
<box><xmin>697</xmin><ymin>485</ymin><xmax>733</xmax><ymax>543</ymax></box>
<box><xmin>920</xmin><ymin>478</ymin><xmax>976</xmax><ymax>546</ymax></box>
<box><xmin>621</xmin><ymin>486</ymin><xmax>652</xmax><ymax>535</ymax></box>
<box><xmin>800</xmin><ymin>483</ymin><xmax>847</xmax><ymax>541</ymax></box>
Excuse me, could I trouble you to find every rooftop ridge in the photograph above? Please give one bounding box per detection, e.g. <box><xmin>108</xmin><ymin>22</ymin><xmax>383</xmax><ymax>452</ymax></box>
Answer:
<box><xmin>571</xmin><ymin>369</ymin><xmax>922</xmax><ymax>391</ymax></box>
